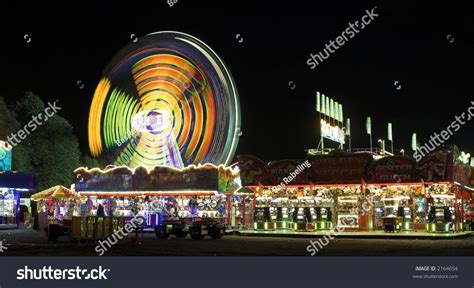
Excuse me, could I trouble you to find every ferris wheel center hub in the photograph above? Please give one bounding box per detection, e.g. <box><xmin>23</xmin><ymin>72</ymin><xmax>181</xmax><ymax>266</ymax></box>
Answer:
<box><xmin>131</xmin><ymin>109</ymin><xmax>172</xmax><ymax>134</ymax></box>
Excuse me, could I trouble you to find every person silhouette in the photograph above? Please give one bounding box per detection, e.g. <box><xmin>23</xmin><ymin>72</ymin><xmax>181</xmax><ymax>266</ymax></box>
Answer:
<box><xmin>97</xmin><ymin>204</ymin><xmax>105</xmax><ymax>217</ymax></box>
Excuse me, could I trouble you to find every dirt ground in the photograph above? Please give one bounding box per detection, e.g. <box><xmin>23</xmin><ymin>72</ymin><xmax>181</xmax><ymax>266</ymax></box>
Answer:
<box><xmin>0</xmin><ymin>228</ymin><xmax>473</xmax><ymax>256</ymax></box>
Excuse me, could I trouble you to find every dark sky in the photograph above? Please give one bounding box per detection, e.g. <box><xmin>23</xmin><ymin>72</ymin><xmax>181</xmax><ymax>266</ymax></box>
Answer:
<box><xmin>1</xmin><ymin>0</ymin><xmax>473</xmax><ymax>163</ymax></box>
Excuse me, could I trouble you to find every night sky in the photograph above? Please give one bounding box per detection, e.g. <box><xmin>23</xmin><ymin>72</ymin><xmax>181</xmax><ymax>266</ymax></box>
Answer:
<box><xmin>1</xmin><ymin>1</ymin><xmax>473</xmax><ymax>163</ymax></box>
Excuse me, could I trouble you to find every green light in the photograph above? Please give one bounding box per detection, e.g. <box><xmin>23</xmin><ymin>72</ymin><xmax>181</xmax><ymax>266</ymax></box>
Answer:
<box><xmin>339</xmin><ymin>104</ymin><xmax>343</xmax><ymax>122</ymax></box>
<box><xmin>403</xmin><ymin>222</ymin><xmax>409</xmax><ymax>230</ymax></box>
<box><xmin>316</xmin><ymin>92</ymin><xmax>321</xmax><ymax>112</ymax></box>
<box><xmin>411</xmin><ymin>133</ymin><xmax>417</xmax><ymax>151</ymax></box>
<box><xmin>345</xmin><ymin>118</ymin><xmax>351</xmax><ymax>136</ymax></box>
<box><xmin>325</xmin><ymin>96</ymin><xmax>330</xmax><ymax>117</ymax></box>
<box><xmin>366</xmin><ymin>117</ymin><xmax>372</xmax><ymax>135</ymax></box>
<box><xmin>103</xmin><ymin>88</ymin><xmax>139</xmax><ymax>150</ymax></box>
<box><xmin>388</xmin><ymin>123</ymin><xmax>393</xmax><ymax>141</ymax></box>
<box><xmin>330</xmin><ymin>98</ymin><xmax>334</xmax><ymax>119</ymax></box>
<box><xmin>321</xmin><ymin>93</ymin><xmax>326</xmax><ymax>115</ymax></box>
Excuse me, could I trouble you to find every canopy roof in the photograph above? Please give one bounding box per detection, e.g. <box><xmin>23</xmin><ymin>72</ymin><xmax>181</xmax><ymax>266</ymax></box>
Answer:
<box><xmin>73</xmin><ymin>163</ymin><xmax>240</xmax><ymax>194</ymax></box>
<box><xmin>31</xmin><ymin>185</ymin><xmax>85</xmax><ymax>201</ymax></box>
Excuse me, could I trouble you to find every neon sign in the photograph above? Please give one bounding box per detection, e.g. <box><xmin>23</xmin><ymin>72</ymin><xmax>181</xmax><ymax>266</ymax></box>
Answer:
<box><xmin>131</xmin><ymin>109</ymin><xmax>171</xmax><ymax>134</ymax></box>
<box><xmin>320</xmin><ymin>119</ymin><xmax>345</xmax><ymax>144</ymax></box>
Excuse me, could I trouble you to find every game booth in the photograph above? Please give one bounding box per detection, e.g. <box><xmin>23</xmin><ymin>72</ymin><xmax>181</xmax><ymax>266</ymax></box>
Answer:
<box><xmin>0</xmin><ymin>141</ymin><xmax>38</xmax><ymax>229</ymax></box>
<box><xmin>73</xmin><ymin>164</ymin><xmax>240</xmax><ymax>233</ymax></box>
<box><xmin>0</xmin><ymin>172</ymin><xmax>38</xmax><ymax>229</ymax></box>
<box><xmin>237</xmin><ymin>145</ymin><xmax>473</xmax><ymax>234</ymax></box>
<box><xmin>31</xmin><ymin>185</ymin><xmax>87</xmax><ymax>241</ymax></box>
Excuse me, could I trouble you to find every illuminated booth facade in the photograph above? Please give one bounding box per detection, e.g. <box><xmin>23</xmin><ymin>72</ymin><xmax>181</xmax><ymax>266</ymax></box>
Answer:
<box><xmin>74</xmin><ymin>164</ymin><xmax>240</xmax><ymax>226</ymax></box>
<box><xmin>237</xmin><ymin>145</ymin><xmax>473</xmax><ymax>234</ymax></box>
<box><xmin>0</xmin><ymin>171</ymin><xmax>38</xmax><ymax>228</ymax></box>
<box><xmin>0</xmin><ymin>141</ymin><xmax>38</xmax><ymax>229</ymax></box>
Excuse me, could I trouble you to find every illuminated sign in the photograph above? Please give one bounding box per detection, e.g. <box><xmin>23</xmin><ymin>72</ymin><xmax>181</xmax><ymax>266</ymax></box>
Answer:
<box><xmin>0</xmin><ymin>141</ymin><xmax>12</xmax><ymax>171</ymax></box>
<box><xmin>458</xmin><ymin>151</ymin><xmax>470</xmax><ymax>165</ymax></box>
<box><xmin>131</xmin><ymin>109</ymin><xmax>171</xmax><ymax>134</ymax></box>
<box><xmin>320</xmin><ymin>119</ymin><xmax>345</xmax><ymax>144</ymax></box>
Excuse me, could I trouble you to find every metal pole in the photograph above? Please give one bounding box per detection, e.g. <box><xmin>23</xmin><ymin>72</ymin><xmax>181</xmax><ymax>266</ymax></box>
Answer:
<box><xmin>348</xmin><ymin>131</ymin><xmax>352</xmax><ymax>151</ymax></box>
<box><xmin>320</xmin><ymin>112</ymin><xmax>324</xmax><ymax>152</ymax></box>
<box><xmin>369</xmin><ymin>134</ymin><xmax>372</xmax><ymax>153</ymax></box>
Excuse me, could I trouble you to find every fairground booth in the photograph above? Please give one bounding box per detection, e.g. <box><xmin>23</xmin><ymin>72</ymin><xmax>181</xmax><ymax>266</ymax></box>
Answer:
<box><xmin>32</xmin><ymin>164</ymin><xmax>240</xmax><ymax>242</ymax></box>
<box><xmin>73</xmin><ymin>164</ymin><xmax>240</xmax><ymax>227</ymax></box>
<box><xmin>237</xmin><ymin>145</ymin><xmax>473</xmax><ymax>234</ymax></box>
<box><xmin>0</xmin><ymin>141</ymin><xmax>38</xmax><ymax>229</ymax></box>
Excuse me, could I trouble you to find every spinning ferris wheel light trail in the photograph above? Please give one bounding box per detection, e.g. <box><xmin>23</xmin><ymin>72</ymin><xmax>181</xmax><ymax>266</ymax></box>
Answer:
<box><xmin>88</xmin><ymin>31</ymin><xmax>241</xmax><ymax>169</ymax></box>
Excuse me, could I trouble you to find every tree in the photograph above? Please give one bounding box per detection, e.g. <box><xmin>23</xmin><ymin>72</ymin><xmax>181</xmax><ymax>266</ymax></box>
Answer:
<box><xmin>0</xmin><ymin>96</ymin><xmax>20</xmax><ymax>138</ymax></box>
<box><xmin>0</xmin><ymin>96</ymin><xmax>30</xmax><ymax>171</ymax></box>
<box><xmin>11</xmin><ymin>92</ymin><xmax>81</xmax><ymax>190</ymax></box>
<box><xmin>82</xmin><ymin>154</ymin><xmax>101</xmax><ymax>169</ymax></box>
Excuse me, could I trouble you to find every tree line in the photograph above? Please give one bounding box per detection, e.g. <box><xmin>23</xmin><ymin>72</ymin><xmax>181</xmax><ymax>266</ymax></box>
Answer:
<box><xmin>0</xmin><ymin>92</ymin><xmax>101</xmax><ymax>191</ymax></box>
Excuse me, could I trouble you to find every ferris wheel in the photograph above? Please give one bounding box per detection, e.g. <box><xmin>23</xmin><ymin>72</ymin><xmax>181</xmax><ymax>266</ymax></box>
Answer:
<box><xmin>88</xmin><ymin>32</ymin><xmax>241</xmax><ymax>169</ymax></box>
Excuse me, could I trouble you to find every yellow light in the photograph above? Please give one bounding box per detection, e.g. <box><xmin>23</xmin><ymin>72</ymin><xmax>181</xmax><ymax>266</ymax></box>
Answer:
<box><xmin>89</xmin><ymin>78</ymin><xmax>111</xmax><ymax>157</ymax></box>
<box><xmin>74</xmin><ymin>162</ymin><xmax>239</xmax><ymax>176</ymax></box>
